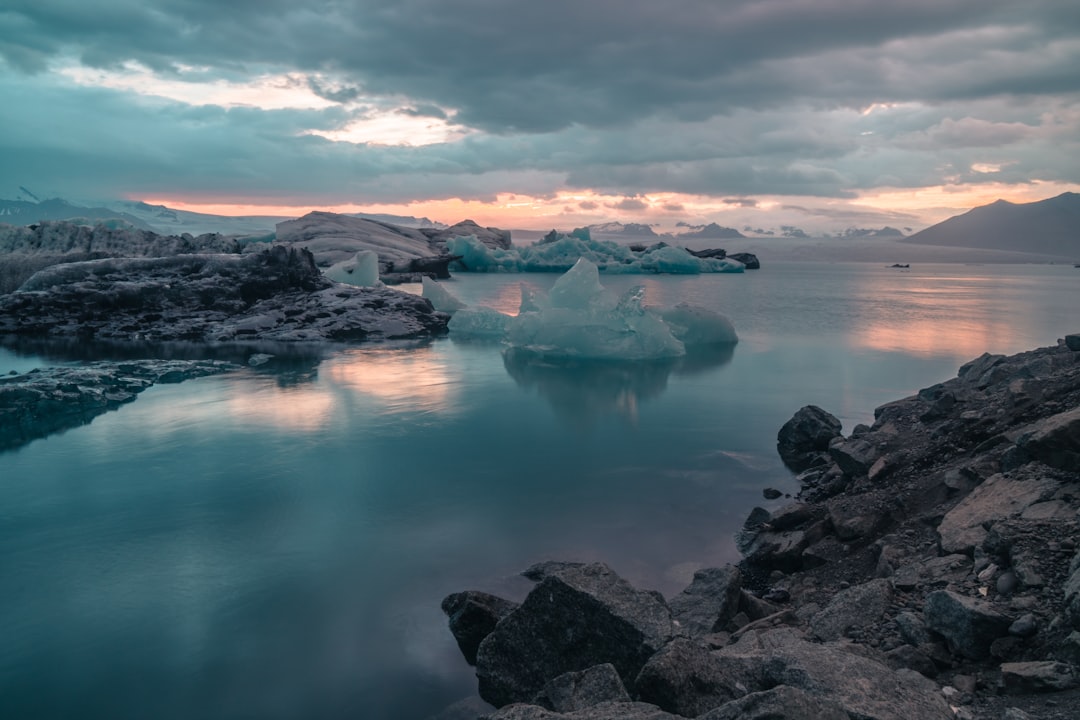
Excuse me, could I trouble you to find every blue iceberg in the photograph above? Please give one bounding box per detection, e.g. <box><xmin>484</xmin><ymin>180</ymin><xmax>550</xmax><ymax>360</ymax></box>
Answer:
<box><xmin>435</xmin><ymin>258</ymin><xmax>738</xmax><ymax>360</ymax></box>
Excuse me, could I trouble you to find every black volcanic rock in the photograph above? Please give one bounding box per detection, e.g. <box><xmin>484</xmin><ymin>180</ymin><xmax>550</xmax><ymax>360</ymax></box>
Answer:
<box><xmin>776</xmin><ymin>405</ymin><xmax>843</xmax><ymax>472</ymax></box>
<box><xmin>0</xmin><ymin>246</ymin><xmax>449</xmax><ymax>343</ymax></box>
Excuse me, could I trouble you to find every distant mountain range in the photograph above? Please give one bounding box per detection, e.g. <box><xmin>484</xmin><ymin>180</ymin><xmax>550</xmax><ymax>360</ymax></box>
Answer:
<box><xmin>902</xmin><ymin>192</ymin><xmax>1080</xmax><ymax>257</ymax></box>
<box><xmin>0</xmin><ymin>197</ymin><xmax>445</xmax><ymax>237</ymax></box>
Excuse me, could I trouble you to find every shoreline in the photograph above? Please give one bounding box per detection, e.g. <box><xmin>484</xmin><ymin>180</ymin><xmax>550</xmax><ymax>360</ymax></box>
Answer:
<box><xmin>441</xmin><ymin>336</ymin><xmax>1080</xmax><ymax>720</ymax></box>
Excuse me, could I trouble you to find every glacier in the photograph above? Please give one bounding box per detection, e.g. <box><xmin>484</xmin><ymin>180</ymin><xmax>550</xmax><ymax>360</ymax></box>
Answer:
<box><xmin>434</xmin><ymin>258</ymin><xmax>738</xmax><ymax>360</ymax></box>
<box><xmin>446</xmin><ymin>229</ymin><xmax>746</xmax><ymax>274</ymax></box>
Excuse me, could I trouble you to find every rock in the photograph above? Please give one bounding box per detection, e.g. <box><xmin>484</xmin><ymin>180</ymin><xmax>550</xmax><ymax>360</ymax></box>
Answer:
<box><xmin>957</xmin><ymin>352</ymin><xmax>1006</xmax><ymax>386</ymax></box>
<box><xmin>997</xmin><ymin>569</ymin><xmax>1019</xmax><ymax>596</ymax></box>
<box><xmin>891</xmin><ymin>554</ymin><xmax>971</xmax><ymax>592</ymax></box>
<box><xmin>1065</xmin><ymin>550</ymin><xmax>1080</xmax><ymax>628</ymax></box>
<box><xmin>923</xmin><ymin>590</ymin><xmax>1013</xmax><ymax>660</ymax></box>
<box><xmin>1065</xmin><ymin>333</ymin><xmax>1080</xmax><ymax>351</ymax></box>
<box><xmin>936</xmin><ymin>473</ymin><xmax>1061</xmax><ymax>554</ymax></box>
<box><xmin>634</xmin><ymin>638</ymin><xmax>753</xmax><ymax>717</ymax></box>
<box><xmin>0</xmin><ymin>360</ymin><xmax>239</xmax><ymax>452</ymax></box>
<box><xmin>717</xmin><ymin>628</ymin><xmax>953</xmax><ymax>719</ymax></box>
<box><xmin>1008</xmin><ymin>614</ymin><xmax>1038</xmax><ymax>638</ymax></box>
<box><xmin>810</xmin><ymin>579</ymin><xmax>893</xmax><ymax>641</ymax></box>
<box><xmin>894</xmin><ymin>611</ymin><xmax>933</xmax><ymax>647</ymax></box>
<box><xmin>776</xmin><ymin>405</ymin><xmax>843</xmax><ymax>472</ymax></box>
<box><xmin>726</xmin><ymin>252</ymin><xmax>760</xmax><ymax>269</ymax></box>
<box><xmin>274</xmin><ymin>211</ymin><xmax>435</xmax><ymax>267</ymax></box>
<box><xmin>826</xmin><ymin>495</ymin><xmax>886</xmax><ymax>540</ymax></box>
<box><xmin>762</xmin><ymin>487</ymin><xmax>782</xmax><ymax>500</ymax></box>
<box><xmin>480</xmin><ymin>701</ymin><xmax>683</xmax><ymax>720</ymax></box>
<box><xmin>1015</xmin><ymin>407</ymin><xmax>1080</xmax><ymax>472</ymax></box>
<box><xmin>668</xmin><ymin>566</ymin><xmax>743</xmax><ymax>637</ymax></box>
<box><xmin>1000</xmin><ymin>661</ymin><xmax>1080</xmax><ymax>692</ymax></box>
<box><xmin>475</xmin><ymin>562</ymin><xmax>674</xmax><ymax>707</ymax></box>
<box><xmin>424</xmin><ymin>219</ymin><xmax>513</xmax><ymax>253</ymax></box>
<box><xmin>829</xmin><ymin>436</ymin><xmax>880</xmax><ymax>477</ymax></box>
<box><xmin>532</xmin><ymin>664</ymin><xmax>630</xmax><ymax>712</ymax></box>
<box><xmin>697</xmin><ymin>685</ymin><xmax>849</xmax><ymax>720</ymax></box>
<box><xmin>885</xmin><ymin>645</ymin><xmax>939</xmax><ymax>678</ymax></box>
<box><xmin>0</xmin><ymin>247</ymin><xmax>450</xmax><ymax>343</ymax></box>
<box><xmin>441</xmin><ymin>590</ymin><xmax>520</xmax><ymax>665</ymax></box>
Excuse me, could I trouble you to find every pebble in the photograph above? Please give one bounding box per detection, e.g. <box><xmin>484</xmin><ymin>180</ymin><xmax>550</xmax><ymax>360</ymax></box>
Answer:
<box><xmin>997</xmin><ymin>570</ymin><xmax>1018</xmax><ymax>596</ymax></box>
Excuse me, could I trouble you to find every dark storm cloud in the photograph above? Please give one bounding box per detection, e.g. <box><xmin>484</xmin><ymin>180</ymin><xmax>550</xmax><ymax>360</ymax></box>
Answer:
<box><xmin>1</xmin><ymin>0</ymin><xmax>1078</xmax><ymax>211</ymax></box>
<box><xmin>4</xmin><ymin>0</ymin><xmax>1079</xmax><ymax>131</ymax></box>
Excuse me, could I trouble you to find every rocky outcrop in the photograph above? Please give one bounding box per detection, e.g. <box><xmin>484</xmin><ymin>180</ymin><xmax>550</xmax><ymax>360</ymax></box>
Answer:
<box><xmin>0</xmin><ymin>247</ymin><xmax>449</xmax><ymax>343</ymax></box>
<box><xmin>0</xmin><ymin>359</ymin><xmax>239</xmax><ymax>452</ymax></box>
<box><xmin>474</xmin><ymin>562</ymin><xmax>675</xmax><ymax>707</ymax></box>
<box><xmin>776</xmin><ymin>404</ymin><xmax>843</xmax><ymax>472</ymax></box>
<box><xmin>725</xmin><ymin>252</ymin><xmax>760</xmax><ymax>269</ymax></box>
<box><xmin>441</xmin><ymin>591</ymin><xmax>520</xmax><ymax>666</ymax></box>
<box><xmin>443</xmin><ymin>336</ymin><xmax>1080</xmax><ymax>720</ymax></box>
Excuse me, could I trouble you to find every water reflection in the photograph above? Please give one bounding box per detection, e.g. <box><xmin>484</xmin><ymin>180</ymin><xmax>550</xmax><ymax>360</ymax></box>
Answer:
<box><xmin>502</xmin><ymin>343</ymin><xmax>735</xmax><ymax>424</ymax></box>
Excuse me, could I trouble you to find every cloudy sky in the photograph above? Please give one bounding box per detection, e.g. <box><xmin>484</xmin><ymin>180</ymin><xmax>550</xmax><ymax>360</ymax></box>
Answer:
<box><xmin>2</xmin><ymin>0</ymin><xmax>1079</xmax><ymax>233</ymax></box>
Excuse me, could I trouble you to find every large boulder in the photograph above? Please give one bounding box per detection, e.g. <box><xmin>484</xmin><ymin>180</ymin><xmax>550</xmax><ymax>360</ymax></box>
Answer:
<box><xmin>532</xmin><ymin>664</ymin><xmax>630</xmax><ymax>712</ymax></box>
<box><xmin>923</xmin><ymin>590</ymin><xmax>1013</xmax><ymax>660</ymax></box>
<box><xmin>441</xmin><ymin>590</ymin><xmax>519</xmax><ymax>665</ymax></box>
<box><xmin>936</xmin><ymin>474</ymin><xmax>1061</xmax><ymax>554</ymax></box>
<box><xmin>668</xmin><ymin>566</ymin><xmax>742</xmax><ymax>637</ymax></box>
<box><xmin>634</xmin><ymin>638</ymin><xmax>753</xmax><ymax>717</ymax></box>
<box><xmin>698</xmin><ymin>685</ymin><xmax>849</xmax><ymax>720</ymax></box>
<box><xmin>717</xmin><ymin>628</ymin><xmax>953</xmax><ymax>719</ymax></box>
<box><xmin>475</xmin><ymin>562</ymin><xmax>675</xmax><ymax>708</ymax></box>
<box><xmin>810</xmin><ymin>579</ymin><xmax>893</xmax><ymax>641</ymax></box>
<box><xmin>776</xmin><ymin>405</ymin><xmax>843</xmax><ymax>472</ymax></box>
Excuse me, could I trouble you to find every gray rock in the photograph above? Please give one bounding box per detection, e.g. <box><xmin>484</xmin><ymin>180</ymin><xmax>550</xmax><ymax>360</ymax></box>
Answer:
<box><xmin>441</xmin><ymin>590</ymin><xmax>520</xmax><ymax>666</ymax></box>
<box><xmin>936</xmin><ymin>473</ymin><xmax>1060</xmax><ymax>554</ymax></box>
<box><xmin>726</xmin><ymin>252</ymin><xmax>760</xmax><ymax>269</ymax></box>
<box><xmin>1000</xmin><ymin>661</ymin><xmax>1080</xmax><ymax>693</ymax></box>
<box><xmin>894</xmin><ymin>611</ymin><xmax>933</xmax><ymax>647</ymax></box>
<box><xmin>923</xmin><ymin>590</ymin><xmax>1013</xmax><ymax>660</ymax></box>
<box><xmin>717</xmin><ymin>628</ymin><xmax>953</xmax><ymax>719</ymax></box>
<box><xmin>826</xmin><ymin>495</ymin><xmax>886</xmax><ymax>540</ymax></box>
<box><xmin>1065</xmin><ymin>549</ymin><xmax>1080</xmax><ymax>629</ymax></box>
<box><xmin>532</xmin><ymin>664</ymin><xmax>630</xmax><ymax>712</ymax></box>
<box><xmin>1065</xmin><ymin>333</ymin><xmax>1080</xmax><ymax>351</ymax></box>
<box><xmin>829</xmin><ymin>436</ymin><xmax>880</xmax><ymax>477</ymax></box>
<box><xmin>958</xmin><ymin>352</ymin><xmax>1006</xmax><ymax>384</ymax></box>
<box><xmin>1016</xmin><ymin>407</ymin><xmax>1080</xmax><ymax>472</ymax></box>
<box><xmin>480</xmin><ymin>700</ymin><xmax>682</xmax><ymax>720</ymax></box>
<box><xmin>776</xmin><ymin>405</ymin><xmax>842</xmax><ymax>472</ymax></box>
<box><xmin>885</xmin><ymin>644</ymin><xmax>939</xmax><ymax>678</ymax></box>
<box><xmin>475</xmin><ymin>562</ymin><xmax>674</xmax><ymax>707</ymax></box>
<box><xmin>891</xmin><ymin>554</ymin><xmax>971</xmax><ymax>591</ymax></box>
<box><xmin>634</xmin><ymin>638</ymin><xmax>753</xmax><ymax>717</ymax></box>
<box><xmin>698</xmin><ymin>685</ymin><xmax>849</xmax><ymax>720</ymax></box>
<box><xmin>0</xmin><ymin>247</ymin><xmax>450</xmax><ymax>343</ymax></box>
<box><xmin>1008</xmin><ymin>613</ymin><xmax>1038</xmax><ymax>638</ymax></box>
<box><xmin>811</xmin><ymin>579</ymin><xmax>893</xmax><ymax>641</ymax></box>
<box><xmin>668</xmin><ymin>566</ymin><xmax>743</xmax><ymax>637</ymax></box>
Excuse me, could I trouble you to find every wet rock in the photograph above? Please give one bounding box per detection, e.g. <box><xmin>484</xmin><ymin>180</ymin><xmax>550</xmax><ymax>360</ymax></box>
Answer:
<box><xmin>475</xmin><ymin>562</ymin><xmax>674</xmax><ymax>707</ymax></box>
<box><xmin>1000</xmin><ymin>661</ymin><xmax>1080</xmax><ymax>693</ymax></box>
<box><xmin>697</xmin><ymin>685</ymin><xmax>849</xmax><ymax>720</ymax></box>
<box><xmin>776</xmin><ymin>405</ymin><xmax>842</xmax><ymax>472</ymax></box>
<box><xmin>668</xmin><ymin>566</ymin><xmax>743</xmax><ymax>638</ymax></box>
<box><xmin>634</xmin><ymin>638</ymin><xmax>752</xmax><ymax>717</ymax></box>
<box><xmin>532</xmin><ymin>664</ymin><xmax>630</xmax><ymax>712</ymax></box>
<box><xmin>924</xmin><ymin>590</ymin><xmax>1013</xmax><ymax>660</ymax></box>
<box><xmin>810</xmin><ymin>579</ymin><xmax>893</xmax><ymax>641</ymax></box>
<box><xmin>441</xmin><ymin>590</ymin><xmax>520</xmax><ymax>666</ymax></box>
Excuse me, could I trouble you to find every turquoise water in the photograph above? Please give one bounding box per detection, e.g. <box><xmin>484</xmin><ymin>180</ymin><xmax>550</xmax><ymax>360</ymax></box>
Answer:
<box><xmin>1</xmin><ymin>262</ymin><xmax>1078</xmax><ymax>719</ymax></box>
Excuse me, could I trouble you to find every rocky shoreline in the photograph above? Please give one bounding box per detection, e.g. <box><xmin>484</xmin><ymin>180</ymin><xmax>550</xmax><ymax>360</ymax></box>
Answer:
<box><xmin>440</xmin><ymin>335</ymin><xmax>1080</xmax><ymax>719</ymax></box>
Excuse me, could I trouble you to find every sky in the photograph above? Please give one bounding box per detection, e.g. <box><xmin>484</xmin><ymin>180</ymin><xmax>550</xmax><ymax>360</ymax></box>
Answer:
<box><xmin>1</xmin><ymin>0</ymin><xmax>1079</xmax><ymax>234</ymax></box>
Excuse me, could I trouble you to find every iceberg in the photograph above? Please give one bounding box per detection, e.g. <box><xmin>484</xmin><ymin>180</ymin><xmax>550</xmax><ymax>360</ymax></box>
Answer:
<box><xmin>436</xmin><ymin>258</ymin><xmax>738</xmax><ymax>361</ymax></box>
<box><xmin>325</xmin><ymin>250</ymin><xmax>381</xmax><ymax>287</ymax></box>
<box><xmin>445</xmin><ymin>231</ymin><xmax>745</xmax><ymax>275</ymax></box>
<box><xmin>422</xmin><ymin>276</ymin><xmax>467</xmax><ymax>314</ymax></box>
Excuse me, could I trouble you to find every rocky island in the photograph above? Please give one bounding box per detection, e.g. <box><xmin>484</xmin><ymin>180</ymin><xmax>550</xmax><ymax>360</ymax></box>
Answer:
<box><xmin>441</xmin><ymin>335</ymin><xmax>1080</xmax><ymax>719</ymax></box>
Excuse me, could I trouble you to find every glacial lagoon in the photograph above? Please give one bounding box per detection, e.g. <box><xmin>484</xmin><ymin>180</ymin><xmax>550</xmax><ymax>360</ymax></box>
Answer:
<box><xmin>2</xmin><ymin>261</ymin><xmax>1078</xmax><ymax>719</ymax></box>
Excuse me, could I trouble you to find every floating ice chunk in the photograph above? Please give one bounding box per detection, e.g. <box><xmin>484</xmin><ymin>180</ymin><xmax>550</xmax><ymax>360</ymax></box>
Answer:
<box><xmin>519</xmin><ymin>284</ymin><xmax>548</xmax><ymax>314</ymax></box>
<box><xmin>659</xmin><ymin>303</ymin><xmax>739</xmax><ymax>345</ymax></box>
<box><xmin>447</xmin><ymin>306</ymin><xmax>512</xmax><ymax>337</ymax></box>
<box><xmin>325</xmin><ymin>250</ymin><xmax>381</xmax><ymax>287</ymax></box>
<box><xmin>445</xmin><ymin>232</ymin><xmax>744</xmax><ymax>274</ymax></box>
<box><xmin>422</xmin><ymin>277</ymin><xmax>467</xmax><ymax>314</ymax></box>
<box><xmin>549</xmin><ymin>257</ymin><xmax>609</xmax><ymax>309</ymax></box>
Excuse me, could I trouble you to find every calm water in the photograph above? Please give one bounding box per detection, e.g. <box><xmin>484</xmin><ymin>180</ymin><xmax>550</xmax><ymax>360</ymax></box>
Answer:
<box><xmin>1</xmin><ymin>262</ymin><xmax>1078</xmax><ymax>719</ymax></box>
